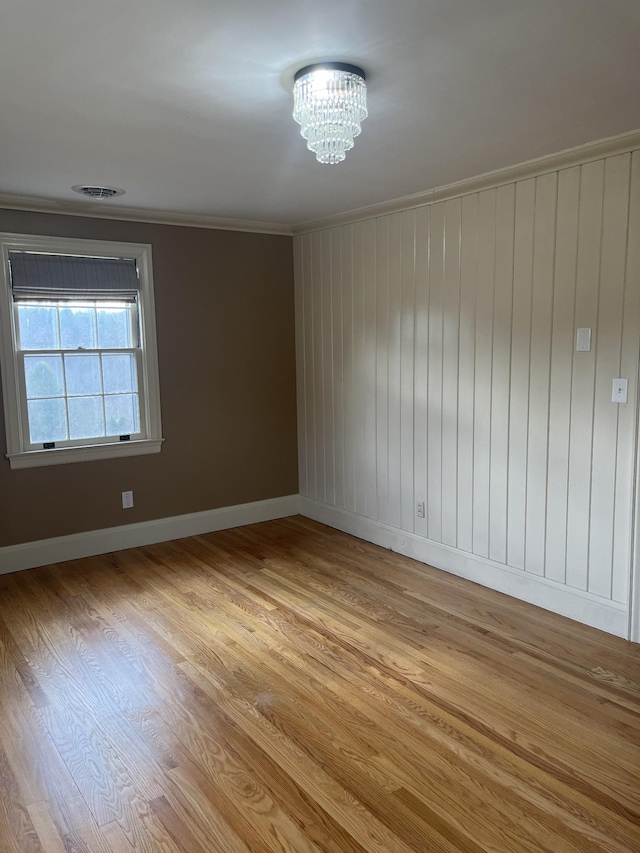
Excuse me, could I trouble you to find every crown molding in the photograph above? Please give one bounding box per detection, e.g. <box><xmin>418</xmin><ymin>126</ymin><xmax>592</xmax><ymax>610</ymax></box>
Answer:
<box><xmin>3</xmin><ymin>129</ymin><xmax>640</xmax><ymax>238</ymax></box>
<box><xmin>0</xmin><ymin>193</ymin><xmax>293</xmax><ymax>237</ymax></box>
<box><xmin>293</xmin><ymin>128</ymin><xmax>640</xmax><ymax>234</ymax></box>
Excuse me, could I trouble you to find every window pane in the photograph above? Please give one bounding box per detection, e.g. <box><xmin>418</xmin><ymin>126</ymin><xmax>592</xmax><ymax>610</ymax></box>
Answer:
<box><xmin>97</xmin><ymin>307</ymin><xmax>132</xmax><ymax>348</ymax></box>
<box><xmin>105</xmin><ymin>394</ymin><xmax>139</xmax><ymax>435</ymax></box>
<box><xmin>24</xmin><ymin>355</ymin><xmax>64</xmax><ymax>399</ymax></box>
<box><xmin>102</xmin><ymin>353</ymin><xmax>137</xmax><ymax>393</ymax></box>
<box><xmin>59</xmin><ymin>306</ymin><xmax>96</xmax><ymax>349</ymax></box>
<box><xmin>64</xmin><ymin>354</ymin><xmax>102</xmax><ymax>396</ymax></box>
<box><xmin>27</xmin><ymin>398</ymin><xmax>68</xmax><ymax>443</ymax></box>
<box><xmin>17</xmin><ymin>305</ymin><xmax>59</xmax><ymax>349</ymax></box>
<box><xmin>68</xmin><ymin>396</ymin><xmax>105</xmax><ymax>439</ymax></box>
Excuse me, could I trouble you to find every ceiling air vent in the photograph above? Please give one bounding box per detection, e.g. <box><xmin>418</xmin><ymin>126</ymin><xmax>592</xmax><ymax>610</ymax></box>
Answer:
<box><xmin>72</xmin><ymin>185</ymin><xmax>125</xmax><ymax>199</ymax></box>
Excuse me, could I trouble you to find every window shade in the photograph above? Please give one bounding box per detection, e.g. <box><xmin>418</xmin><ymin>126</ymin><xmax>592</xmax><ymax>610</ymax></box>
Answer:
<box><xmin>9</xmin><ymin>252</ymin><xmax>139</xmax><ymax>300</ymax></box>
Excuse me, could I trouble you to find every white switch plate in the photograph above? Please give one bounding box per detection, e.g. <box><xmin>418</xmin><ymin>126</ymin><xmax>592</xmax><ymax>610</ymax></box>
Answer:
<box><xmin>416</xmin><ymin>501</ymin><xmax>425</xmax><ymax>518</ymax></box>
<box><xmin>122</xmin><ymin>490</ymin><xmax>134</xmax><ymax>509</ymax></box>
<box><xmin>612</xmin><ymin>378</ymin><xmax>628</xmax><ymax>404</ymax></box>
<box><xmin>576</xmin><ymin>328</ymin><xmax>591</xmax><ymax>352</ymax></box>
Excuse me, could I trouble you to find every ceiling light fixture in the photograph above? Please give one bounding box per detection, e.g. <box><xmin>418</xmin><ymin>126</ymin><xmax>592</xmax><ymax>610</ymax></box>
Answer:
<box><xmin>293</xmin><ymin>62</ymin><xmax>368</xmax><ymax>165</ymax></box>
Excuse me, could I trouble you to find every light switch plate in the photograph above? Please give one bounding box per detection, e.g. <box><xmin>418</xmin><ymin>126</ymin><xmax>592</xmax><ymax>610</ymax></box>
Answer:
<box><xmin>576</xmin><ymin>328</ymin><xmax>591</xmax><ymax>352</ymax></box>
<box><xmin>612</xmin><ymin>378</ymin><xmax>628</xmax><ymax>404</ymax></box>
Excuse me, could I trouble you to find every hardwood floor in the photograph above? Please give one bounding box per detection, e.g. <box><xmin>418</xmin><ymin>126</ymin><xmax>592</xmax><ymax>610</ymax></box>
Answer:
<box><xmin>0</xmin><ymin>516</ymin><xmax>639</xmax><ymax>852</ymax></box>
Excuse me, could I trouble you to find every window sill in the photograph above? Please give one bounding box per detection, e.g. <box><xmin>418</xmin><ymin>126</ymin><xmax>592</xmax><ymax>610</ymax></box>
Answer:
<box><xmin>6</xmin><ymin>438</ymin><xmax>164</xmax><ymax>469</ymax></box>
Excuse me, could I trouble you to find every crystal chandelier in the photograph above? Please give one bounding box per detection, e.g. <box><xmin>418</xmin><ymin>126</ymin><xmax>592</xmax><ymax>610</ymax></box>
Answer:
<box><xmin>293</xmin><ymin>62</ymin><xmax>368</xmax><ymax>165</ymax></box>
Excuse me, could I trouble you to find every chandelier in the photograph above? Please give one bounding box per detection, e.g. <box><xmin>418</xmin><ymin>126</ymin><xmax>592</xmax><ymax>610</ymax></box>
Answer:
<box><xmin>293</xmin><ymin>62</ymin><xmax>368</xmax><ymax>165</ymax></box>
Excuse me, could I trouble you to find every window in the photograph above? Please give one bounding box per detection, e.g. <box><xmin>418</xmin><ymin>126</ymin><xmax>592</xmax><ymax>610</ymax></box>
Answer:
<box><xmin>0</xmin><ymin>234</ymin><xmax>163</xmax><ymax>468</ymax></box>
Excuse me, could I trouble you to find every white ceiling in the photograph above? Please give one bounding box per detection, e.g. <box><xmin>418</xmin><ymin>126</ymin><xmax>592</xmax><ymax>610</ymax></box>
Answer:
<box><xmin>1</xmin><ymin>0</ymin><xmax>639</xmax><ymax>227</ymax></box>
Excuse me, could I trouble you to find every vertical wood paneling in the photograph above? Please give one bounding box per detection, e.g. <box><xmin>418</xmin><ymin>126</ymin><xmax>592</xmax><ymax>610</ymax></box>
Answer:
<box><xmin>294</xmin><ymin>150</ymin><xmax>640</xmax><ymax>616</ymax></box>
<box><xmin>525</xmin><ymin>172</ymin><xmax>557</xmax><ymax>576</ymax></box>
<box><xmin>302</xmin><ymin>233</ymin><xmax>316</xmax><ymax>499</ymax></box>
<box><xmin>427</xmin><ymin>203</ymin><xmax>445</xmax><ymax>541</ymax></box>
<box><xmin>352</xmin><ymin>222</ymin><xmax>366</xmax><ymax>517</ymax></box>
<box><xmin>375</xmin><ymin>217</ymin><xmax>390</xmax><ymax>525</ymax></box>
<box><xmin>400</xmin><ymin>210</ymin><xmax>416</xmax><ymax>532</ymax></box>
<box><xmin>489</xmin><ymin>184</ymin><xmax>515</xmax><ymax>564</ymax></box>
<box><xmin>311</xmin><ymin>231</ymin><xmax>325</xmax><ymax>503</ymax></box>
<box><xmin>614</xmin><ymin>150</ymin><xmax>640</xmax><ymax>603</ymax></box>
<box><xmin>507</xmin><ymin>178</ymin><xmax>536</xmax><ymax>570</ymax></box>
<box><xmin>387</xmin><ymin>213</ymin><xmax>403</xmax><ymax>531</ymax></box>
<box><xmin>342</xmin><ymin>225</ymin><xmax>355</xmax><ymax>512</ymax></box>
<box><xmin>363</xmin><ymin>219</ymin><xmax>378</xmax><ymax>520</ymax></box>
<box><xmin>413</xmin><ymin>206</ymin><xmax>430</xmax><ymax>539</ymax></box>
<box><xmin>566</xmin><ymin>160</ymin><xmax>604</xmax><ymax>591</ymax></box>
<box><xmin>545</xmin><ymin>167</ymin><xmax>580</xmax><ymax>584</ymax></box>
<box><xmin>589</xmin><ymin>155</ymin><xmax>630</xmax><ymax>598</ymax></box>
<box><xmin>293</xmin><ymin>238</ymin><xmax>307</xmax><ymax>498</ymax></box>
<box><xmin>441</xmin><ymin>199</ymin><xmax>462</xmax><ymax>547</ymax></box>
<box><xmin>457</xmin><ymin>194</ymin><xmax>478</xmax><ymax>553</ymax></box>
<box><xmin>331</xmin><ymin>228</ymin><xmax>345</xmax><ymax>509</ymax></box>
<box><xmin>473</xmin><ymin>189</ymin><xmax>496</xmax><ymax>559</ymax></box>
<box><xmin>321</xmin><ymin>231</ymin><xmax>335</xmax><ymax>506</ymax></box>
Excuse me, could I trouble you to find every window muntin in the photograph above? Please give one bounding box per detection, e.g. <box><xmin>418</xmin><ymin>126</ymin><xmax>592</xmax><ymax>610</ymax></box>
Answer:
<box><xmin>15</xmin><ymin>299</ymin><xmax>143</xmax><ymax>448</ymax></box>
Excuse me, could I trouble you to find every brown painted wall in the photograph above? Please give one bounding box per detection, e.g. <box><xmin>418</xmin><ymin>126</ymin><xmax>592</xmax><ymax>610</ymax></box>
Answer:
<box><xmin>0</xmin><ymin>209</ymin><xmax>298</xmax><ymax>548</ymax></box>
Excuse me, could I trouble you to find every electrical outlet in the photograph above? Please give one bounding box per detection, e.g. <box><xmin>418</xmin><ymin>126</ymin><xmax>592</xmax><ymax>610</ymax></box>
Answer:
<box><xmin>417</xmin><ymin>501</ymin><xmax>425</xmax><ymax>518</ymax></box>
<box><xmin>122</xmin><ymin>490</ymin><xmax>134</xmax><ymax>509</ymax></box>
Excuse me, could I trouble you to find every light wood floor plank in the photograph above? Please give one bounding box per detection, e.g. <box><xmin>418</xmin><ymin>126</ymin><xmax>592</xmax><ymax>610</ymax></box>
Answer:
<box><xmin>0</xmin><ymin>517</ymin><xmax>638</xmax><ymax>852</ymax></box>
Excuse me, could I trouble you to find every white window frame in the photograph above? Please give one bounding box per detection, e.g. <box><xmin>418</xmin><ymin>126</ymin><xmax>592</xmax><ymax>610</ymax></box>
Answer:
<box><xmin>0</xmin><ymin>233</ymin><xmax>164</xmax><ymax>469</ymax></box>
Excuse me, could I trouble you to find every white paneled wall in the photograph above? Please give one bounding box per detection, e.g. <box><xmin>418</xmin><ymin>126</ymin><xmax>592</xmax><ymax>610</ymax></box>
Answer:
<box><xmin>295</xmin><ymin>151</ymin><xmax>640</xmax><ymax>635</ymax></box>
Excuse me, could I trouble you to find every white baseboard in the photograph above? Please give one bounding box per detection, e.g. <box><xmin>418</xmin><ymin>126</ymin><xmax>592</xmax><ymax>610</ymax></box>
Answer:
<box><xmin>0</xmin><ymin>495</ymin><xmax>301</xmax><ymax>575</ymax></box>
<box><xmin>299</xmin><ymin>497</ymin><xmax>629</xmax><ymax>640</ymax></box>
<box><xmin>1</xmin><ymin>493</ymin><xmax>629</xmax><ymax>641</ymax></box>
